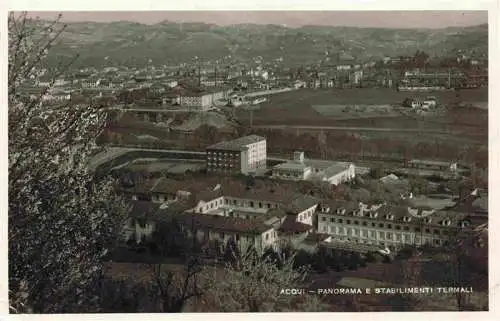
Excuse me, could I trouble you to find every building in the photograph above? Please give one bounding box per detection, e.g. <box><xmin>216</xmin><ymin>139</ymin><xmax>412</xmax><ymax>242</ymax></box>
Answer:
<box><xmin>166</xmin><ymin>84</ymin><xmax>230</xmax><ymax>111</ymax></box>
<box><xmin>272</xmin><ymin>151</ymin><xmax>355</xmax><ymax>185</ymax></box>
<box><xmin>407</xmin><ymin>159</ymin><xmax>458</xmax><ymax>172</ymax></box>
<box><xmin>121</xmin><ymin>200</ymin><xmax>192</xmax><ymax>243</ymax></box>
<box><xmin>179</xmin><ymin>213</ymin><xmax>278</xmax><ymax>254</ymax></box>
<box><xmin>187</xmin><ymin>187</ymin><xmax>318</xmax><ymax>227</ymax></box>
<box><xmin>206</xmin><ymin>135</ymin><xmax>267</xmax><ymax>174</ymax></box>
<box><xmin>316</xmin><ymin>201</ymin><xmax>474</xmax><ymax>251</ymax></box>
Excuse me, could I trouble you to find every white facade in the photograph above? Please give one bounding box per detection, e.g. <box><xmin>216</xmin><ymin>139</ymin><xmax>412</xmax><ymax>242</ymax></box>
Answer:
<box><xmin>189</xmin><ymin>194</ymin><xmax>317</xmax><ymax>227</ymax></box>
<box><xmin>324</xmin><ymin>164</ymin><xmax>356</xmax><ymax>186</ymax></box>
<box><xmin>316</xmin><ymin>205</ymin><xmax>461</xmax><ymax>250</ymax></box>
<box><xmin>244</xmin><ymin>139</ymin><xmax>267</xmax><ymax>169</ymax></box>
<box><xmin>121</xmin><ymin>217</ymin><xmax>157</xmax><ymax>243</ymax></box>
<box><xmin>185</xmin><ymin>224</ymin><xmax>278</xmax><ymax>254</ymax></box>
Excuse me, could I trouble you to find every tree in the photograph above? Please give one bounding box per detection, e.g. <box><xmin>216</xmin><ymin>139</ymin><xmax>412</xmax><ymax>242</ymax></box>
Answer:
<box><xmin>149</xmin><ymin>257</ymin><xmax>205</xmax><ymax>312</ymax></box>
<box><xmin>204</xmin><ymin>250</ymin><xmax>326</xmax><ymax>312</ymax></box>
<box><xmin>368</xmin><ymin>167</ymin><xmax>385</xmax><ymax>179</ymax></box>
<box><xmin>8</xmin><ymin>12</ymin><xmax>129</xmax><ymax>313</ymax></box>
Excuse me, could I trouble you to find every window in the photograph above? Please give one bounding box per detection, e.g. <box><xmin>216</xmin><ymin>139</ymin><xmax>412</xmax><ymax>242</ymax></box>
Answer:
<box><xmin>267</xmin><ymin>203</ymin><xmax>271</xmax><ymax>209</ymax></box>
<box><xmin>338</xmin><ymin>219</ymin><xmax>343</xmax><ymax>224</ymax></box>
<box><xmin>425</xmin><ymin>228</ymin><xmax>430</xmax><ymax>233</ymax></box>
<box><xmin>250</xmin><ymin>201</ymin><xmax>254</xmax><ymax>207</ymax></box>
<box><xmin>370</xmin><ymin>231</ymin><xmax>376</xmax><ymax>238</ymax></box>
<box><xmin>354</xmin><ymin>221</ymin><xmax>359</xmax><ymax>225</ymax></box>
<box><xmin>434</xmin><ymin>239</ymin><xmax>441</xmax><ymax>245</ymax></box>
<box><xmin>395</xmin><ymin>225</ymin><xmax>401</xmax><ymax>230</ymax></box>
<box><xmin>415</xmin><ymin>227</ymin><xmax>421</xmax><ymax>232</ymax></box>
<box><xmin>386</xmin><ymin>232</ymin><xmax>392</xmax><ymax>239</ymax></box>
<box><xmin>265</xmin><ymin>233</ymin><xmax>269</xmax><ymax>240</ymax></box>
<box><xmin>404</xmin><ymin>226</ymin><xmax>410</xmax><ymax>231</ymax></box>
<box><xmin>321</xmin><ymin>217</ymin><xmax>326</xmax><ymax>222</ymax></box>
<box><xmin>225</xmin><ymin>199</ymin><xmax>228</xmax><ymax>204</ymax></box>
<box><xmin>372</xmin><ymin>223</ymin><xmax>376</xmax><ymax>227</ymax></box>
<box><xmin>220</xmin><ymin>232</ymin><xmax>225</xmax><ymax>239</ymax></box>
<box><xmin>330</xmin><ymin>218</ymin><xmax>334</xmax><ymax>223</ymax></box>
<box><xmin>362</xmin><ymin>221</ymin><xmax>367</xmax><ymax>226</ymax></box>
<box><xmin>378</xmin><ymin>223</ymin><xmax>384</xmax><ymax>228</ymax></box>
<box><xmin>346</xmin><ymin>220</ymin><xmax>351</xmax><ymax>224</ymax></box>
<box><xmin>387</xmin><ymin>224</ymin><xmax>392</xmax><ymax>229</ymax></box>
<box><xmin>378</xmin><ymin>231</ymin><xmax>384</xmax><ymax>239</ymax></box>
<box><xmin>233</xmin><ymin>200</ymin><xmax>237</xmax><ymax>205</ymax></box>
<box><xmin>434</xmin><ymin>229</ymin><xmax>440</xmax><ymax>235</ymax></box>
<box><xmin>259</xmin><ymin>202</ymin><xmax>262</xmax><ymax>208</ymax></box>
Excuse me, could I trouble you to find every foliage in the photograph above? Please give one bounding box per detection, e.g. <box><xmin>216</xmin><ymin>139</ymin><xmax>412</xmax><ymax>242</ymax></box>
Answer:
<box><xmin>8</xmin><ymin>12</ymin><xmax>129</xmax><ymax>313</ymax></box>
<box><xmin>368</xmin><ymin>167</ymin><xmax>385</xmax><ymax>179</ymax></box>
<box><xmin>205</xmin><ymin>249</ymin><xmax>325</xmax><ymax>312</ymax></box>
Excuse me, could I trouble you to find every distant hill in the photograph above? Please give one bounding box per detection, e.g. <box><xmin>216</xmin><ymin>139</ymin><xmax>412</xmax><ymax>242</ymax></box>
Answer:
<box><xmin>33</xmin><ymin>20</ymin><xmax>488</xmax><ymax>68</ymax></box>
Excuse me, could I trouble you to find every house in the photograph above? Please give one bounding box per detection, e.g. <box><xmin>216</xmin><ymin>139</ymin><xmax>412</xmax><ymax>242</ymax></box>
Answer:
<box><xmin>179</xmin><ymin>213</ymin><xmax>278</xmax><ymax>254</ymax></box>
<box><xmin>337</xmin><ymin>64</ymin><xmax>352</xmax><ymax>71</ymax></box>
<box><xmin>206</xmin><ymin>135</ymin><xmax>267</xmax><ymax>175</ymax></box>
<box><xmin>276</xmin><ymin>214</ymin><xmax>314</xmax><ymax>249</ymax></box>
<box><xmin>121</xmin><ymin>200</ymin><xmax>192</xmax><ymax>243</ymax></box>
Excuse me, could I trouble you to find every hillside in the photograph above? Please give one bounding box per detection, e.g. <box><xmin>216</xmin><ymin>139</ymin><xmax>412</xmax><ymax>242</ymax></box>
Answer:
<box><xmin>35</xmin><ymin>20</ymin><xmax>488</xmax><ymax>68</ymax></box>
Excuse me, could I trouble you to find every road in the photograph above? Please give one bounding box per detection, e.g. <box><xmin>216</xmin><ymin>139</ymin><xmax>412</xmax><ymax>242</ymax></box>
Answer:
<box><xmin>252</xmin><ymin>125</ymin><xmax>454</xmax><ymax>134</ymax></box>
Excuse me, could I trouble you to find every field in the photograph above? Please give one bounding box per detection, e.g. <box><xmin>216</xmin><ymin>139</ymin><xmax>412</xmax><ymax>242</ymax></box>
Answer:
<box><xmin>237</xmin><ymin>87</ymin><xmax>488</xmax><ymax>127</ymax></box>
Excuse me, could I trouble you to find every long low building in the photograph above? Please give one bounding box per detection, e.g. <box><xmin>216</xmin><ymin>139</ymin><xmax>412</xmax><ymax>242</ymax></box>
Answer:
<box><xmin>316</xmin><ymin>200</ymin><xmax>476</xmax><ymax>252</ymax></box>
<box><xmin>272</xmin><ymin>151</ymin><xmax>355</xmax><ymax>185</ymax></box>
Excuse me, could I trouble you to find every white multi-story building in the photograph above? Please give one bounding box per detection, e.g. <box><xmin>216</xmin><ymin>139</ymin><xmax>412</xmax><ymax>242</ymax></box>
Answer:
<box><xmin>206</xmin><ymin>135</ymin><xmax>267</xmax><ymax>174</ymax></box>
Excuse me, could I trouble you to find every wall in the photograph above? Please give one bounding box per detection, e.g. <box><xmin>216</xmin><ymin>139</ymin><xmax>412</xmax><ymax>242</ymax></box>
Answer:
<box><xmin>121</xmin><ymin>218</ymin><xmax>157</xmax><ymax>243</ymax></box>
<box><xmin>296</xmin><ymin>205</ymin><xmax>318</xmax><ymax>226</ymax></box>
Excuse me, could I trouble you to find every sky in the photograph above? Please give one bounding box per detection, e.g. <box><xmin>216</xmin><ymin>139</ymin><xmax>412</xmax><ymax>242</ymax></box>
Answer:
<box><xmin>27</xmin><ymin>11</ymin><xmax>488</xmax><ymax>29</ymax></box>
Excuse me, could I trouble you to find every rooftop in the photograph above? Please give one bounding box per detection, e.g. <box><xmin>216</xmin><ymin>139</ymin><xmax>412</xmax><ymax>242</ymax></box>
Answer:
<box><xmin>207</xmin><ymin>135</ymin><xmax>266</xmax><ymax>151</ymax></box>
<box><xmin>409</xmin><ymin>159</ymin><xmax>456</xmax><ymax>166</ymax></box>
<box><xmin>179</xmin><ymin>213</ymin><xmax>273</xmax><ymax>235</ymax></box>
<box><xmin>321</xmin><ymin>163</ymin><xmax>353</xmax><ymax>178</ymax></box>
<box><xmin>278</xmin><ymin>215</ymin><xmax>313</xmax><ymax>234</ymax></box>
<box><xmin>129</xmin><ymin>200</ymin><xmax>192</xmax><ymax>223</ymax></box>
<box><xmin>273</xmin><ymin>161</ymin><xmax>311</xmax><ymax>171</ymax></box>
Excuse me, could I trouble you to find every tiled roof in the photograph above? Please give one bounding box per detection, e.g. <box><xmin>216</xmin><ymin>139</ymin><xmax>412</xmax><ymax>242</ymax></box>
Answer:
<box><xmin>117</xmin><ymin>178</ymin><xmax>158</xmax><ymax>195</ymax></box>
<box><xmin>278</xmin><ymin>215</ymin><xmax>312</xmax><ymax>234</ymax></box>
<box><xmin>128</xmin><ymin>200</ymin><xmax>192</xmax><ymax>222</ymax></box>
<box><xmin>223</xmin><ymin>186</ymin><xmax>292</xmax><ymax>204</ymax></box>
<box><xmin>179</xmin><ymin>213</ymin><xmax>273</xmax><ymax>235</ymax></box>
<box><xmin>150</xmin><ymin>177</ymin><xmax>190</xmax><ymax>195</ymax></box>
<box><xmin>287</xmin><ymin>195</ymin><xmax>320</xmax><ymax>213</ymax></box>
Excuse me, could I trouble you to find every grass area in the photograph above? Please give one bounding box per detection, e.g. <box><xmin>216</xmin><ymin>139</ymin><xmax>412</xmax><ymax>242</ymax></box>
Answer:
<box><xmin>237</xmin><ymin>87</ymin><xmax>487</xmax><ymax>129</ymax></box>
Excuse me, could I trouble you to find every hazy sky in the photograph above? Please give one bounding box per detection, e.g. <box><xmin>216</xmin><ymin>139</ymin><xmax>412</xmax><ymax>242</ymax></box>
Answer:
<box><xmin>28</xmin><ymin>11</ymin><xmax>488</xmax><ymax>29</ymax></box>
